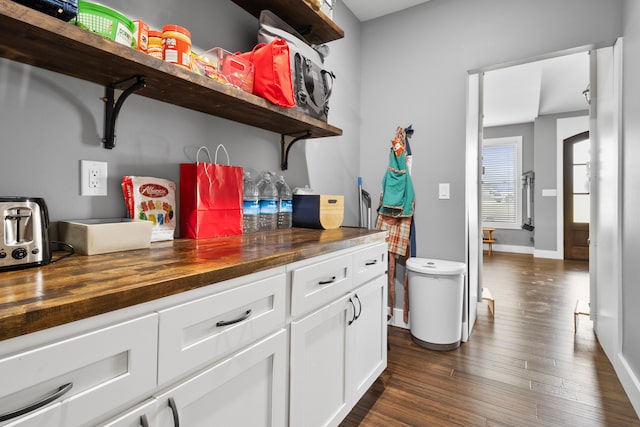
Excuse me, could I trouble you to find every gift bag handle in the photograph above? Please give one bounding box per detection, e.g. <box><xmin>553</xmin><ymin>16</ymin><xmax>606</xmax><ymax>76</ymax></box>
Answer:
<box><xmin>196</xmin><ymin>146</ymin><xmax>213</xmax><ymax>164</ymax></box>
<box><xmin>214</xmin><ymin>144</ymin><xmax>231</xmax><ymax>165</ymax></box>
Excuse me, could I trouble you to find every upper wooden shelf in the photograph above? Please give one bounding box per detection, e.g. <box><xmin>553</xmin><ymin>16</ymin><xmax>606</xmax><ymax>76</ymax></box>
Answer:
<box><xmin>0</xmin><ymin>0</ymin><xmax>342</xmax><ymax>140</ymax></box>
<box><xmin>231</xmin><ymin>0</ymin><xmax>344</xmax><ymax>45</ymax></box>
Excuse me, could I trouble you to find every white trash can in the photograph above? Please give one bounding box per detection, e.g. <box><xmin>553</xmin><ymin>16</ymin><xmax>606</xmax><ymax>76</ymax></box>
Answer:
<box><xmin>406</xmin><ymin>257</ymin><xmax>466</xmax><ymax>351</ymax></box>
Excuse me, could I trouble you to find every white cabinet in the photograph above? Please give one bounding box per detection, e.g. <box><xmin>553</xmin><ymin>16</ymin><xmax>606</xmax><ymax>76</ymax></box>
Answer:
<box><xmin>349</xmin><ymin>275</ymin><xmax>387</xmax><ymax>403</ymax></box>
<box><xmin>290</xmin><ymin>293</ymin><xmax>353</xmax><ymax>427</ymax></box>
<box><xmin>290</xmin><ymin>253</ymin><xmax>352</xmax><ymax>318</ymax></box>
<box><xmin>352</xmin><ymin>243</ymin><xmax>387</xmax><ymax>286</ymax></box>
<box><xmin>0</xmin><ymin>241</ymin><xmax>385</xmax><ymax>427</ymax></box>
<box><xmin>98</xmin><ymin>269</ymin><xmax>287</xmax><ymax>427</ymax></box>
<box><xmin>98</xmin><ymin>400</ymin><xmax>157</xmax><ymax>427</ymax></box>
<box><xmin>155</xmin><ymin>329</ymin><xmax>287</xmax><ymax>427</ymax></box>
<box><xmin>0</xmin><ymin>314</ymin><xmax>158</xmax><ymax>427</ymax></box>
<box><xmin>157</xmin><ymin>273</ymin><xmax>286</xmax><ymax>385</ymax></box>
<box><xmin>2</xmin><ymin>403</ymin><xmax>61</xmax><ymax>427</ymax></box>
<box><xmin>289</xmin><ymin>243</ymin><xmax>387</xmax><ymax>427</ymax></box>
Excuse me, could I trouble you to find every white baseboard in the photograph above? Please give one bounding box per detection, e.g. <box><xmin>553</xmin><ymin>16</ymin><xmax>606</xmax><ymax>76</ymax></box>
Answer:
<box><xmin>533</xmin><ymin>249</ymin><xmax>564</xmax><ymax>259</ymax></box>
<box><xmin>388</xmin><ymin>307</ymin><xmax>409</xmax><ymax>329</ymax></box>
<box><xmin>487</xmin><ymin>244</ymin><xmax>563</xmax><ymax>259</ymax></box>
<box><xmin>491</xmin><ymin>244</ymin><xmax>534</xmax><ymax>255</ymax></box>
<box><xmin>617</xmin><ymin>353</ymin><xmax>640</xmax><ymax>418</ymax></box>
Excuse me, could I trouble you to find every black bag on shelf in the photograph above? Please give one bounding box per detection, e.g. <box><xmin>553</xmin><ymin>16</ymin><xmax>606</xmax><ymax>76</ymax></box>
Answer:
<box><xmin>12</xmin><ymin>0</ymin><xmax>78</xmax><ymax>22</ymax></box>
<box><xmin>258</xmin><ymin>10</ymin><xmax>335</xmax><ymax>122</ymax></box>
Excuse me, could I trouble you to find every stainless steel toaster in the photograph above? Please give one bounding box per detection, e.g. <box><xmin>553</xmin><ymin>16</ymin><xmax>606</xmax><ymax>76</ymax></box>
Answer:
<box><xmin>0</xmin><ymin>197</ymin><xmax>51</xmax><ymax>271</ymax></box>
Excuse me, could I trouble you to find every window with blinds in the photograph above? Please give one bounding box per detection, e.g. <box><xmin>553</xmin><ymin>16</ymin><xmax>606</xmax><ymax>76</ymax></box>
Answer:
<box><xmin>482</xmin><ymin>136</ymin><xmax>522</xmax><ymax>229</ymax></box>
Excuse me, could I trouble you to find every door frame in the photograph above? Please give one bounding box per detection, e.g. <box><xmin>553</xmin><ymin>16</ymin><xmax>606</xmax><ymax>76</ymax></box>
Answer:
<box><xmin>464</xmin><ymin>72</ymin><xmax>482</xmax><ymax>341</ymax></box>
<box><xmin>465</xmin><ymin>40</ymin><xmax>620</xmax><ymax>341</ymax></box>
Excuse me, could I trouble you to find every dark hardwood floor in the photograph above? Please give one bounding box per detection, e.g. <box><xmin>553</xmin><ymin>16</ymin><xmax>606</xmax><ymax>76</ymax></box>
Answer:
<box><xmin>342</xmin><ymin>252</ymin><xmax>640</xmax><ymax>426</ymax></box>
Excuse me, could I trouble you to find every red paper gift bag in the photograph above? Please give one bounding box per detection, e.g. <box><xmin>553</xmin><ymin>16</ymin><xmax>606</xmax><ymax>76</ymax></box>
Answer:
<box><xmin>180</xmin><ymin>145</ymin><xmax>243</xmax><ymax>238</ymax></box>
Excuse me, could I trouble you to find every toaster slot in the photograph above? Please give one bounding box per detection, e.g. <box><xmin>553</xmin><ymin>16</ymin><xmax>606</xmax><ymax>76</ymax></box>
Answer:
<box><xmin>4</xmin><ymin>208</ymin><xmax>34</xmax><ymax>244</ymax></box>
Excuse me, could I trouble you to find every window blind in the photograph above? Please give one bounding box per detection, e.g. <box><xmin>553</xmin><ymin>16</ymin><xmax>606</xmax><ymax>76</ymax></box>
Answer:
<box><xmin>482</xmin><ymin>138</ymin><xmax>521</xmax><ymax>227</ymax></box>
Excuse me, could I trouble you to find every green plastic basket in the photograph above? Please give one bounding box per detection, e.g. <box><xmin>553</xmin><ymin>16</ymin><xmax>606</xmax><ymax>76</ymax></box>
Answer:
<box><xmin>76</xmin><ymin>1</ymin><xmax>136</xmax><ymax>48</ymax></box>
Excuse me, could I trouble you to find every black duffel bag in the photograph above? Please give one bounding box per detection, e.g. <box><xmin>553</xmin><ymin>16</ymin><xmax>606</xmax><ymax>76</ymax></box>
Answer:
<box><xmin>257</xmin><ymin>10</ymin><xmax>335</xmax><ymax>122</ymax></box>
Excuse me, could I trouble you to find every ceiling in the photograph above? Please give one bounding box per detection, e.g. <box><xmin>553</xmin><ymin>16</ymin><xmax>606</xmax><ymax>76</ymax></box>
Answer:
<box><xmin>341</xmin><ymin>0</ymin><xmax>590</xmax><ymax>127</ymax></box>
<box><xmin>483</xmin><ymin>52</ymin><xmax>590</xmax><ymax>127</ymax></box>
<box><xmin>342</xmin><ymin>0</ymin><xmax>432</xmax><ymax>22</ymax></box>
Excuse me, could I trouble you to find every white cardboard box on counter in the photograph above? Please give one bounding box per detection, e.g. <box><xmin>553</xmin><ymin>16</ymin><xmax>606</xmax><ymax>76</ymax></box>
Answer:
<box><xmin>58</xmin><ymin>219</ymin><xmax>152</xmax><ymax>255</ymax></box>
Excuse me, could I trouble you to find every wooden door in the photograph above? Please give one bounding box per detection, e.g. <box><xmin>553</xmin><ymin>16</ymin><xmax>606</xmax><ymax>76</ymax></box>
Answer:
<box><xmin>563</xmin><ymin>131</ymin><xmax>590</xmax><ymax>260</ymax></box>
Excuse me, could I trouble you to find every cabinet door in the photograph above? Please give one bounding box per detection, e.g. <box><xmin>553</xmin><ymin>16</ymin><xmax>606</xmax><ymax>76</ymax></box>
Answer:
<box><xmin>155</xmin><ymin>330</ymin><xmax>286</xmax><ymax>427</ymax></box>
<box><xmin>349</xmin><ymin>276</ymin><xmax>387</xmax><ymax>403</ymax></box>
<box><xmin>290</xmin><ymin>253</ymin><xmax>352</xmax><ymax>318</ymax></box>
<box><xmin>0</xmin><ymin>314</ymin><xmax>158</xmax><ymax>427</ymax></box>
<box><xmin>289</xmin><ymin>294</ymin><xmax>354</xmax><ymax>427</ymax></box>
<box><xmin>157</xmin><ymin>273</ymin><xmax>285</xmax><ymax>384</ymax></box>
<box><xmin>98</xmin><ymin>399</ymin><xmax>157</xmax><ymax>427</ymax></box>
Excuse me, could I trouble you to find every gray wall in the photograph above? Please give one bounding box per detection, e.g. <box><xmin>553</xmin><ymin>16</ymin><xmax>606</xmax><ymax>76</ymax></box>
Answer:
<box><xmin>483</xmin><ymin>123</ymin><xmax>534</xmax><ymax>249</ymax></box>
<box><xmin>0</xmin><ymin>0</ymin><xmax>364</xmax><ymax>229</ymax></box>
<box><xmin>305</xmin><ymin>1</ymin><xmax>363</xmax><ymax>225</ymax></box>
<box><xmin>622</xmin><ymin>0</ymin><xmax>640</xmax><ymax>388</ymax></box>
<box><xmin>359</xmin><ymin>0</ymin><xmax>623</xmax><ymax>262</ymax></box>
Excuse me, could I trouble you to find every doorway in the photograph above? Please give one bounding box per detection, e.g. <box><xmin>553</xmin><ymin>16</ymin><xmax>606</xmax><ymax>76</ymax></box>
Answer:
<box><xmin>467</xmin><ymin>40</ymin><xmax>623</xmax><ymax>363</ymax></box>
<box><xmin>467</xmin><ymin>48</ymin><xmax>591</xmax><ymax>343</ymax></box>
<box><xmin>563</xmin><ymin>131</ymin><xmax>590</xmax><ymax>260</ymax></box>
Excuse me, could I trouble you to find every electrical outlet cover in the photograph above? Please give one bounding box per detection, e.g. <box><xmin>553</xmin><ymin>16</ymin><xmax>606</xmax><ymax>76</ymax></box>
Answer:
<box><xmin>81</xmin><ymin>160</ymin><xmax>108</xmax><ymax>196</ymax></box>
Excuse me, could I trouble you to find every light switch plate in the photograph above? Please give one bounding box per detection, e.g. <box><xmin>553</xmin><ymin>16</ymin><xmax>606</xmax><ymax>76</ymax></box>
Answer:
<box><xmin>439</xmin><ymin>183</ymin><xmax>450</xmax><ymax>199</ymax></box>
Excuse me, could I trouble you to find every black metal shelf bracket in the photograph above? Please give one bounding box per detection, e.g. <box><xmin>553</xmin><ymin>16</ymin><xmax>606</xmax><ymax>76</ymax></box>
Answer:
<box><xmin>102</xmin><ymin>76</ymin><xmax>147</xmax><ymax>149</ymax></box>
<box><xmin>281</xmin><ymin>131</ymin><xmax>312</xmax><ymax>170</ymax></box>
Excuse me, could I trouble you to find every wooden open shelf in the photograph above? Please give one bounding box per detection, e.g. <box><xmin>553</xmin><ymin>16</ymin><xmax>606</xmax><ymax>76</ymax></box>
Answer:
<box><xmin>0</xmin><ymin>0</ymin><xmax>342</xmax><ymax>145</ymax></box>
<box><xmin>231</xmin><ymin>0</ymin><xmax>344</xmax><ymax>45</ymax></box>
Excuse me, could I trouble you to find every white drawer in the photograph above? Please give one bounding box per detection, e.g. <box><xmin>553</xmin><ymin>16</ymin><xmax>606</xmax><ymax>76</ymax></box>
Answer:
<box><xmin>290</xmin><ymin>253</ymin><xmax>352</xmax><ymax>318</ymax></box>
<box><xmin>98</xmin><ymin>399</ymin><xmax>157</xmax><ymax>427</ymax></box>
<box><xmin>157</xmin><ymin>273</ymin><xmax>286</xmax><ymax>384</ymax></box>
<box><xmin>0</xmin><ymin>314</ymin><xmax>158</xmax><ymax>427</ymax></box>
<box><xmin>352</xmin><ymin>243</ymin><xmax>387</xmax><ymax>287</ymax></box>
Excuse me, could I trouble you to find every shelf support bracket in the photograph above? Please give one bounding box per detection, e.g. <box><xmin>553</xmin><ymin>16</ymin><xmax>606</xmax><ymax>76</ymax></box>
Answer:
<box><xmin>102</xmin><ymin>76</ymin><xmax>147</xmax><ymax>149</ymax></box>
<box><xmin>281</xmin><ymin>132</ymin><xmax>312</xmax><ymax>170</ymax></box>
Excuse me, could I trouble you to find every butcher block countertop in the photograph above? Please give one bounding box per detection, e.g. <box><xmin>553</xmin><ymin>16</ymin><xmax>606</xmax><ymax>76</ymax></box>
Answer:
<box><xmin>0</xmin><ymin>227</ymin><xmax>385</xmax><ymax>342</ymax></box>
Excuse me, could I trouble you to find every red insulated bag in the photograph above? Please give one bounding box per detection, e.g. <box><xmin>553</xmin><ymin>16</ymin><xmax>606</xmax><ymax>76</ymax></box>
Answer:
<box><xmin>238</xmin><ymin>37</ymin><xmax>296</xmax><ymax>108</ymax></box>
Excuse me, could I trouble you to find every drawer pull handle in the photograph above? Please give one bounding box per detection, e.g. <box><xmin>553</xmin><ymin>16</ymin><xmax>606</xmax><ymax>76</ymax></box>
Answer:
<box><xmin>216</xmin><ymin>309</ymin><xmax>252</xmax><ymax>327</ymax></box>
<box><xmin>140</xmin><ymin>414</ymin><xmax>150</xmax><ymax>427</ymax></box>
<box><xmin>318</xmin><ymin>276</ymin><xmax>336</xmax><ymax>285</ymax></box>
<box><xmin>365</xmin><ymin>260</ymin><xmax>378</xmax><ymax>266</ymax></box>
<box><xmin>354</xmin><ymin>293</ymin><xmax>362</xmax><ymax>320</ymax></box>
<box><xmin>0</xmin><ymin>382</ymin><xmax>73</xmax><ymax>422</ymax></box>
<box><xmin>348</xmin><ymin>297</ymin><xmax>357</xmax><ymax>325</ymax></box>
<box><xmin>168</xmin><ymin>397</ymin><xmax>180</xmax><ymax>427</ymax></box>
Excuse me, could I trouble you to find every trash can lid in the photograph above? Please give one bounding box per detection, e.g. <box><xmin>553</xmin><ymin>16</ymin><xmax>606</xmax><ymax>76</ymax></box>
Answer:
<box><xmin>406</xmin><ymin>257</ymin><xmax>466</xmax><ymax>276</ymax></box>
